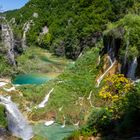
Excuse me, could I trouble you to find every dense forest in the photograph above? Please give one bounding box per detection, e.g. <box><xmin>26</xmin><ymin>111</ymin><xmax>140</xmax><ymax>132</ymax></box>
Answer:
<box><xmin>5</xmin><ymin>0</ymin><xmax>140</xmax><ymax>59</ymax></box>
<box><xmin>0</xmin><ymin>0</ymin><xmax>140</xmax><ymax>140</ymax></box>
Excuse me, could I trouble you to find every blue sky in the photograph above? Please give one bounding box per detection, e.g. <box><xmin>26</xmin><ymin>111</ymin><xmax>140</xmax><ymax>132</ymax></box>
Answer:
<box><xmin>0</xmin><ymin>0</ymin><xmax>29</xmax><ymax>11</ymax></box>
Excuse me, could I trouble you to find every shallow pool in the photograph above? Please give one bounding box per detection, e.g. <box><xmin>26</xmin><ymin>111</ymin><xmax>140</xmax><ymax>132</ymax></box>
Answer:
<box><xmin>33</xmin><ymin>123</ymin><xmax>75</xmax><ymax>140</ymax></box>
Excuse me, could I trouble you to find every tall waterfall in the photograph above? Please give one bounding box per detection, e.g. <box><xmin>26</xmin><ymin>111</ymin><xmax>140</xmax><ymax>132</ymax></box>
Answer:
<box><xmin>127</xmin><ymin>57</ymin><xmax>138</xmax><ymax>80</ymax></box>
<box><xmin>123</xmin><ymin>39</ymin><xmax>129</xmax><ymax>69</ymax></box>
<box><xmin>22</xmin><ymin>21</ymin><xmax>32</xmax><ymax>50</ymax></box>
<box><xmin>0</xmin><ymin>96</ymin><xmax>33</xmax><ymax>140</ymax></box>
<box><xmin>107</xmin><ymin>38</ymin><xmax>116</xmax><ymax>62</ymax></box>
<box><xmin>1</xmin><ymin>23</ymin><xmax>16</xmax><ymax>66</ymax></box>
<box><xmin>96</xmin><ymin>38</ymin><xmax>117</xmax><ymax>87</ymax></box>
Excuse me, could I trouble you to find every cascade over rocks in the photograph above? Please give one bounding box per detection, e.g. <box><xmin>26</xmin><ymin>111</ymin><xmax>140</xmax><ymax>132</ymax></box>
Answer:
<box><xmin>22</xmin><ymin>20</ymin><xmax>33</xmax><ymax>50</ymax></box>
<box><xmin>96</xmin><ymin>36</ymin><xmax>121</xmax><ymax>86</ymax></box>
<box><xmin>0</xmin><ymin>96</ymin><xmax>33</xmax><ymax>140</ymax></box>
<box><xmin>100</xmin><ymin>34</ymin><xmax>139</xmax><ymax>81</ymax></box>
<box><xmin>98</xmin><ymin>14</ymin><xmax>140</xmax><ymax>82</ymax></box>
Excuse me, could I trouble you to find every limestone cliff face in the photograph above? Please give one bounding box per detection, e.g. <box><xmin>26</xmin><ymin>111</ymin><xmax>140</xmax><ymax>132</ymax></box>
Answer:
<box><xmin>1</xmin><ymin>21</ymin><xmax>16</xmax><ymax>66</ymax></box>
<box><xmin>97</xmin><ymin>35</ymin><xmax>139</xmax><ymax>85</ymax></box>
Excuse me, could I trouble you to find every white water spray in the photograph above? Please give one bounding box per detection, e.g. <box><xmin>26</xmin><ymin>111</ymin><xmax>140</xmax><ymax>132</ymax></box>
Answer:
<box><xmin>22</xmin><ymin>21</ymin><xmax>32</xmax><ymax>50</ymax></box>
<box><xmin>96</xmin><ymin>56</ymin><xmax>116</xmax><ymax>87</ymax></box>
<box><xmin>44</xmin><ymin>120</ymin><xmax>55</xmax><ymax>126</ymax></box>
<box><xmin>61</xmin><ymin>115</ymin><xmax>66</xmax><ymax>128</ymax></box>
<box><xmin>127</xmin><ymin>57</ymin><xmax>138</xmax><ymax>80</ymax></box>
<box><xmin>3</xmin><ymin>87</ymin><xmax>16</xmax><ymax>92</ymax></box>
<box><xmin>0</xmin><ymin>96</ymin><xmax>33</xmax><ymax>140</ymax></box>
<box><xmin>38</xmin><ymin>88</ymin><xmax>54</xmax><ymax>108</ymax></box>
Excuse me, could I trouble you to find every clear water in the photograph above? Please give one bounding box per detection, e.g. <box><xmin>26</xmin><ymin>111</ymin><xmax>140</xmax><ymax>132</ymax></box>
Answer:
<box><xmin>33</xmin><ymin>123</ymin><xmax>75</xmax><ymax>140</ymax></box>
<box><xmin>13</xmin><ymin>74</ymin><xmax>52</xmax><ymax>85</ymax></box>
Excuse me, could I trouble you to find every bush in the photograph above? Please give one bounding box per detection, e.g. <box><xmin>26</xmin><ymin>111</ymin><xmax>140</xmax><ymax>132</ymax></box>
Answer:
<box><xmin>87</xmin><ymin>107</ymin><xmax>113</xmax><ymax>135</ymax></box>
<box><xmin>99</xmin><ymin>74</ymin><xmax>132</xmax><ymax>101</ymax></box>
<box><xmin>112</xmin><ymin>84</ymin><xmax>140</xmax><ymax>135</ymax></box>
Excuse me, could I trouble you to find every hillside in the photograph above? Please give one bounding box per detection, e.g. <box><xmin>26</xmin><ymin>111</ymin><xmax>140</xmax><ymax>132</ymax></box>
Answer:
<box><xmin>5</xmin><ymin>0</ymin><xmax>139</xmax><ymax>59</ymax></box>
<box><xmin>0</xmin><ymin>0</ymin><xmax>140</xmax><ymax>140</ymax></box>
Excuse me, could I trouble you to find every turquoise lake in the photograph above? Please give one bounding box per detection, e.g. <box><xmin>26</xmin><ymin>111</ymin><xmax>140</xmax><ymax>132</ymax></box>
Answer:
<box><xmin>13</xmin><ymin>74</ymin><xmax>52</xmax><ymax>85</ymax></box>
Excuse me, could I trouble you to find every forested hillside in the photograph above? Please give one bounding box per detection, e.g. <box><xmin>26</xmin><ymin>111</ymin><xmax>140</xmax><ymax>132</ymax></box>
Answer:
<box><xmin>5</xmin><ymin>0</ymin><xmax>140</xmax><ymax>59</ymax></box>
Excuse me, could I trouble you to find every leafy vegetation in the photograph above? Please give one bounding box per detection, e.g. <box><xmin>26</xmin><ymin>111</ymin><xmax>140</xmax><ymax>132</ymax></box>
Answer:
<box><xmin>105</xmin><ymin>14</ymin><xmax>140</xmax><ymax>60</ymax></box>
<box><xmin>69</xmin><ymin>75</ymin><xmax>140</xmax><ymax>139</ymax></box>
<box><xmin>5</xmin><ymin>0</ymin><xmax>112</xmax><ymax>59</ymax></box>
<box><xmin>0</xmin><ymin>0</ymin><xmax>140</xmax><ymax>139</ymax></box>
<box><xmin>0</xmin><ymin>105</ymin><xmax>7</xmax><ymax>128</ymax></box>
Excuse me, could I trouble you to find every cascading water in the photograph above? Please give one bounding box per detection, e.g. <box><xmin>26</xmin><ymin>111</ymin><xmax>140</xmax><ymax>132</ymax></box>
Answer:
<box><xmin>38</xmin><ymin>88</ymin><xmax>54</xmax><ymax>108</ymax></box>
<box><xmin>127</xmin><ymin>57</ymin><xmax>138</xmax><ymax>80</ymax></box>
<box><xmin>1</xmin><ymin>22</ymin><xmax>16</xmax><ymax>66</ymax></box>
<box><xmin>107</xmin><ymin>38</ymin><xmax>116</xmax><ymax>62</ymax></box>
<box><xmin>97</xmin><ymin>55</ymin><xmax>101</xmax><ymax>66</ymax></box>
<box><xmin>96</xmin><ymin>57</ymin><xmax>116</xmax><ymax>87</ymax></box>
<box><xmin>22</xmin><ymin>21</ymin><xmax>32</xmax><ymax>50</ymax></box>
<box><xmin>123</xmin><ymin>39</ymin><xmax>129</xmax><ymax>69</ymax></box>
<box><xmin>0</xmin><ymin>96</ymin><xmax>33</xmax><ymax>140</ymax></box>
<box><xmin>96</xmin><ymin>38</ymin><xmax>117</xmax><ymax>87</ymax></box>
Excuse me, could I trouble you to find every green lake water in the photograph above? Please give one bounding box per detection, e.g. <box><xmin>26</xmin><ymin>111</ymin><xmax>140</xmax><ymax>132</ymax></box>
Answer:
<box><xmin>13</xmin><ymin>74</ymin><xmax>52</xmax><ymax>85</ymax></box>
<box><xmin>33</xmin><ymin>123</ymin><xmax>75</xmax><ymax>140</ymax></box>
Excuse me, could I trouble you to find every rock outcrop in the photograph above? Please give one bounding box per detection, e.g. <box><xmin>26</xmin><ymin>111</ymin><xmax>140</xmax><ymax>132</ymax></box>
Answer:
<box><xmin>1</xmin><ymin>20</ymin><xmax>16</xmax><ymax>66</ymax></box>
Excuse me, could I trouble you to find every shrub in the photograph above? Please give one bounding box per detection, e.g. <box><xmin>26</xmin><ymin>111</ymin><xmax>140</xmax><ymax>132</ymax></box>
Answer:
<box><xmin>99</xmin><ymin>74</ymin><xmax>132</xmax><ymax>101</ymax></box>
<box><xmin>87</xmin><ymin>107</ymin><xmax>113</xmax><ymax>135</ymax></box>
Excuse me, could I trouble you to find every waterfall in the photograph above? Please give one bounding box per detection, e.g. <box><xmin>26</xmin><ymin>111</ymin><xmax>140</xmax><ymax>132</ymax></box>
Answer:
<box><xmin>107</xmin><ymin>38</ymin><xmax>115</xmax><ymax>62</ymax></box>
<box><xmin>22</xmin><ymin>21</ymin><xmax>32</xmax><ymax>50</ymax></box>
<box><xmin>1</xmin><ymin>23</ymin><xmax>16</xmax><ymax>66</ymax></box>
<box><xmin>59</xmin><ymin>106</ymin><xmax>63</xmax><ymax>111</ymax></box>
<box><xmin>61</xmin><ymin>115</ymin><xmax>66</xmax><ymax>128</ymax></box>
<box><xmin>96</xmin><ymin>37</ymin><xmax>118</xmax><ymax>87</ymax></box>
<box><xmin>87</xmin><ymin>91</ymin><xmax>92</xmax><ymax>100</ymax></box>
<box><xmin>0</xmin><ymin>82</ymin><xmax>7</xmax><ymax>87</ymax></box>
<box><xmin>0</xmin><ymin>96</ymin><xmax>33</xmax><ymax>140</ymax></box>
<box><xmin>96</xmin><ymin>56</ymin><xmax>116</xmax><ymax>87</ymax></box>
<box><xmin>44</xmin><ymin>120</ymin><xmax>55</xmax><ymax>126</ymax></box>
<box><xmin>127</xmin><ymin>57</ymin><xmax>138</xmax><ymax>80</ymax></box>
<box><xmin>124</xmin><ymin>31</ymin><xmax>130</xmax><ymax>67</ymax></box>
<box><xmin>3</xmin><ymin>86</ymin><xmax>16</xmax><ymax>92</ymax></box>
<box><xmin>73</xmin><ymin>121</ymin><xmax>79</xmax><ymax>127</ymax></box>
<box><xmin>108</xmin><ymin>55</ymin><xmax>113</xmax><ymax>64</ymax></box>
<box><xmin>123</xmin><ymin>40</ymin><xmax>129</xmax><ymax>69</ymax></box>
<box><xmin>38</xmin><ymin>88</ymin><xmax>54</xmax><ymax>108</ymax></box>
